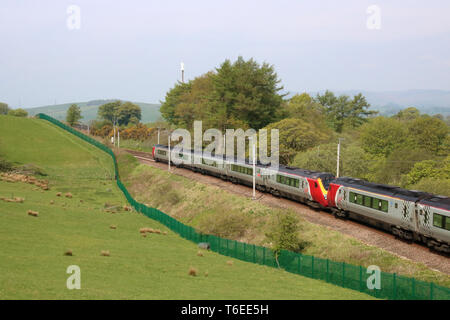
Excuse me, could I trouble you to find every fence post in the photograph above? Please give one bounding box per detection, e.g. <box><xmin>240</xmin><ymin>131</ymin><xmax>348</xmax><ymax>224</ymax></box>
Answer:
<box><xmin>253</xmin><ymin>244</ymin><xmax>256</xmax><ymax>263</ymax></box>
<box><xmin>226</xmin><ymin>239</ymin><xmax>229</xmax><ymax>256</ymax></box>
<box><xmin>359</xmin><ymin>265</ymin><xmax>363</xmax><ymax>291</ymax></box>
<box><xmin>243</xmin><ymin>242</ymin><xmax>246</xmax><ymax>260</ymax></box>
<box><xmin>298</xmin><ymin>255</ymin><xmax>302</xmax><ymax>274</ymax></box>
<box><xmin>263</xmin><ymin>247</ymin><xmax>266</xmax><ymax>265</ymax></box>
<box><xmin>412</xmin><ymin>278</ymin><xmax>415</xmax><ymax>300</ymax></box>
<box><xmin>234</xmin><ymin>241</ymin><xmax>237</xmax><ymax>258</ymax></box>
<box><xmin>326</xmin><ymin>259</ymin><xmax>329</xmax><ymax>283</ymax></box>
<box><xmin>342</xmin><ymin>262</ymin><xmax>346</xmax><ymax>287</ymax></box>
<box><xmin>393</xmin><ymin>273</ymin><xmax>397</xmax><ymax>300</ymax></box>
<box><xmin>311</xmin><ymin>256</ymin><xmax>314</xmax><ymax>278</ymax></box>
<box><xmin>430</xmin><ymin>282</ymin><xmax>434</xmax><ymax>300</ymax></box>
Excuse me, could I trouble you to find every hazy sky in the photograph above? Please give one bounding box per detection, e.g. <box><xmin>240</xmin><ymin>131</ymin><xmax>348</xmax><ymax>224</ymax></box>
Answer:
<box><xmin>1</xmin><ymin>0</ymin><xmax>450</xmax><ymax>108</ymax></box>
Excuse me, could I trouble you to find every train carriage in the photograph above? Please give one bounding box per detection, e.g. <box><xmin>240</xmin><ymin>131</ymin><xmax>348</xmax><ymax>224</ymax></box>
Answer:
<box><xmin>417</xmin><ymin>196</ymin><xmax>450</xmax><ymax>252</ymax></box>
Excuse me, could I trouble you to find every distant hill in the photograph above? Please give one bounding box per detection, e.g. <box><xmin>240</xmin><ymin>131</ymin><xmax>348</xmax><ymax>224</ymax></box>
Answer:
<box><xmin>307</xmin><ymin>89</ymin><xmax>450</xmax><ymax>117</ymax></box>
<box><xmin>26</xmin><ymin>100</ymin><xmax>161</xmax><ymax>124</ymax></box>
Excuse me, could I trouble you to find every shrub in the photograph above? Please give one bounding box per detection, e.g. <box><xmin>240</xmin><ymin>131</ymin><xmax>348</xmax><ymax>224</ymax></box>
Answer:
<box><xmin>265</xmin><ymin>211</ymin><xmax>308</xmax><ymax>267</ymax></box>
<box><xmin>198</xmin><ymin>209</ymin><xmax>252</xmax><ymax>239</ymax></box>
<box><xmin>0</xmin><ymin>158</ymin><xmax>13</xmax><ymax>172</ymax></box>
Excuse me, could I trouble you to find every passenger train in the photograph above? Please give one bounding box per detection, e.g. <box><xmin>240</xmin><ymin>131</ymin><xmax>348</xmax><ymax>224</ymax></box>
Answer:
<box><xmin>152</xmin><ymin>144</ymin><xmax>450</xmax><ymax>254</ymax></box>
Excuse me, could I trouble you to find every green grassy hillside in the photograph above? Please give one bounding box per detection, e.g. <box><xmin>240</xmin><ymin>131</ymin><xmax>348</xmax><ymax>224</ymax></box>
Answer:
<box><xmin>25</xmin><ymin>100</ymin><xmax>161</xmax><ymax>124</ymax></box>
<box><xmin>0</xmin><ymin>115</ymin><xmax>373</xmax><ymax>299</ymax></box>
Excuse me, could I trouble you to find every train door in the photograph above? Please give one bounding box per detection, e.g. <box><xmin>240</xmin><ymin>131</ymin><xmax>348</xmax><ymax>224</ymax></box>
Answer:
<box><xmin>415</xmin><ymin>202</ymin><xmax>432</xmax><ymax>236</ymax></box>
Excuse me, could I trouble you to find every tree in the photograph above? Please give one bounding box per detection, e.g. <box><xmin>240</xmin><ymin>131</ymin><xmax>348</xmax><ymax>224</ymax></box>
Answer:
<box><xmin>264</xmin><ymin>118</ymin><xmax>332</xmax><ymax>164</ymax></box>
<box><xmin>98</xmin><ymin>100</ymin><xmax>142</xmax><ymax>126</ymax></box>
<box><xmin>117</xmin><ymin>102</ymin><xmax>142</xmax><ymax>126</ymax></box>
<box><xmin>265</xmin><ymin>211</ymin><xmax>306</xmax><ymax>267</ymax></box>
<box><xmin>212</xmin><ymin>57</ymin><xmax>285</xmax><ymax>129</ymax></box>
<box><xmin>393</xmin><ymin>107</ymin><xmax>420</xmax><ymax>122</ymax></box>
<box><xmin>160</xmin><ymin>57</ymin><xmax>286</xmax><ymax>130</ymax></box>
<box><xmin>98</xmin><ymin>100</ymin><xmax>122</xmax><ymax>123</ymax></box>
<box><xmin>66</xmin><ymin>104</ymin><xmax>82</xmax><ymax>126</ymax></box>
<box><xmin>406</xmin><ymin>115</ymin><xmax>448</xmax><ymax>154</ymax></box>
<box><xmin>405</xmin><ymin>157</ymin><xmax>450</xmax><ymax>186</ymax></box>
<box><xmin>284</xmin><ymin>93</ymin><xmax>325</xmax><ymax>124</ymax></box>
<box><xmin>0</xmin><ymin>102</ymin><xmax>9</xmax><ymax>115</ymax></box>
<box><xmin>315</xmin><ymin>91</ymin><xmax>376</xmax><ymax>132</ymax></box>
<box><xmin>292</xmin><ymin>143</ymin><xmax>369</xmax><ymax>178</ymax></box>
<box><xmin>360</xmin><ymin>117</ymin><xmax>407</xmax><ymax>157</ymax></box>
<box><xmin>160</xmin><ymin>82</ymin><xmax>192</xmax><ymax>126</ymax></box>
<box><xmin>8</xmin><ymin>108</ymin><xmax>28</xmax><ymax>117</ymax></box>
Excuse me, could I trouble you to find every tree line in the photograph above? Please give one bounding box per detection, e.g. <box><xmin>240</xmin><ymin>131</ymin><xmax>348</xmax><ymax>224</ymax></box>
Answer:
<box><xmin>159</xmin><ymin>57</ymin><xmax>450</xmax><ymax>196</ymax></box>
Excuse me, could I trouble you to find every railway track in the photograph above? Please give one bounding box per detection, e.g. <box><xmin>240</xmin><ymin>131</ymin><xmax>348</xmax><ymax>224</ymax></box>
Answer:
<box><xmin>123</xmin><ymin>148</ymin><xmax>450</xmax><ymax>275</ymax></box>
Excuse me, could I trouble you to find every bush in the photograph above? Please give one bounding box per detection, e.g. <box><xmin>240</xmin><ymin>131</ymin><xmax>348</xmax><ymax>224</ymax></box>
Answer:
<box><xmin>198</xmin><ymin>209</ymin><xmax>251</xmax><ymax>239</ymax></box>
<box><xmin>265</xmin><ymin>211</ymin><xmax>307</xmax><ymax>266</ymax></box>
<box><xmin>408</xmin><ymin>178</ymin><xmax>450</xmax><ymax>197</ymax></box>
<box><xmin>8</xmin><ymin>108</ymin><xmax>28</xmax><ymax>117</ymax></box>
<box><xmin>0</xmin><ymin>158</ymin><xmax>13</xmax><ymax>172</ymax></box>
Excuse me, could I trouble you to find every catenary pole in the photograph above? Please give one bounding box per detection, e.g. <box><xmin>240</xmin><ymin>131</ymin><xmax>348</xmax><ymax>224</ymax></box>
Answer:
<box><xmin>252</xmin><ymin>140</ymin><xmax>256</xmax><ymax>199</ymax></box>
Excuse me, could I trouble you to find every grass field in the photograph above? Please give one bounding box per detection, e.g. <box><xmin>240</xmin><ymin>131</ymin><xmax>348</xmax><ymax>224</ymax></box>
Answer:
<box><xmin>0</xmin><ymin>115</ymin><xmax>373</xmax><ymax>299</ymax></box>
<box><xmin>117</xmin><ymin>152</ymin><xmax>450</xmax><ymax>287</ymax></box>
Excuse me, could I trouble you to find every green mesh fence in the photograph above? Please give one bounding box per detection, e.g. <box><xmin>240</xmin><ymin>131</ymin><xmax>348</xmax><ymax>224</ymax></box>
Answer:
<box><xmin>36</xmin><ymin>113</ymin><xmax>450</xmax><ymax>300</ymax></box>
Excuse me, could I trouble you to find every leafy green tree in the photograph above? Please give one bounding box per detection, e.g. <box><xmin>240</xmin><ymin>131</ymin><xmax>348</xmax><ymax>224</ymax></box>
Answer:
<box><xmin>360</xmin><ymin>117</ymin><xmax>407</xmax><ymax>157</ymax></box>
<box><xmin>405</xmin><ymin>157</ymin><xmax>450</xmax><ymax>186</ymax></box>
<box><xmin>315</xmin><ymin>91</ymin><xmax>376</xmax><ymax>132</ymax></box>
<box><xmin>98</xmin><ymin>100</ymin><xmax>141</xmax><ymax>126</ymax></box>
<box><xmin>98</xmin><ymin>100</ymin><xmax>122</xmax><ymax>123</ymax></box>
<box><xmin>212</xmin><ymin>57</ymin><xmax>285</xmax><ymax>129</ymax></box>
<box><xmin>161</xmin><ymin>57</ymin><xmax>285</xmax><ymax>130</ymax></box>
<box><xmin>409</xmin><ymin>178</ymin><xmax>450</xmax><ymax>197</ymax></box>
<box><xmin>160</xmin><ymin>82</ymin><xmax>192</xmax><ymax>126</ymax></box>
<box><xmin>284</xmin><ymin>93</ymin><xmax>325</xmax><ymax>124</ymax></box>
<box><xmin>393</xmin><ymin>107</ymin><xmax>420</xmax><ymax>122</ymax></box>
<box><xmin>0</xmin><ymin>102</ymin><xmax>9</xmax><ymax>115</ymax></box>
<box><xmin>66</xmin><ymin>104</ymin><xmax>82</xmax><ymax>126</ymax></box>
<box><xmin>265</xmin><ymin>211</ymin><xmax>306</xmax><ymax>267</ymax></box>
<box><xmin>373</xmin><ymin>148</ymin><xmax>432</xmax><ymax>185</ymax></box>
<box><xmin>117</xmin><ymin>102</ymin><xmax>142</xmax><ymax>126</ymax></box>
<box><xmin>291</xmin><ymin>143</ymin><xmax>369</xmax><ymax>178</ymax></box>
<box><xmin>406</xmin><ymin>115</ymin><xmax>448</xmax><ymax>154</ymax></box>
<box><xmin>264</xmin><ymin>118</ymin><xmax>332</xmax><ymax>164</ymax></box>
<box><xmin>8</xmin><ymin>108</ymin><xmax>28</xmax><ymax>117</ymax></box>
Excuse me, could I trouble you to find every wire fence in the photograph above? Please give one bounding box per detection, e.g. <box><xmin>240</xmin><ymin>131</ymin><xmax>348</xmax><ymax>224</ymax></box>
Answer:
<box><xmin>37</xmin><ymin>113</ymin><xmax>450</xmax><ymax>300</ymax></box>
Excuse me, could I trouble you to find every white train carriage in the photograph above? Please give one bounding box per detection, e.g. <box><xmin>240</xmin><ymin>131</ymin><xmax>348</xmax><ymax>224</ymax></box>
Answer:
<box><xmin>328</xmin><ymin>178</ymin><xmax>426</xmax><ymax>240</ymax></box>
<box><xmin>417</xmin><ymin>196</ymin><xmax>450</xmax><ymax>252</ymax></box>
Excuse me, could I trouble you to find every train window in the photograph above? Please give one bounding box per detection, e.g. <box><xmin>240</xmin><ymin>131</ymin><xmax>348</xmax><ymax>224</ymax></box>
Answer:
<box><xmin>371</xmin><ymin>199</ymin><xmax>380</xmax><ymax>210</ymax></box>
<box><xmin>157</xmin><ymin>150</ymin><xmax>167</xmax><ymax>156</ymax></box>
<box><xmin>276</xmin><ymin>174</ymin><xmax>299</xmax><ymax>188</ymax></box>
<box><xmin>349</xmin><ymin>192</ymin><xmax>356</xmax><ymax>203</ymax></box>
<box><xmin>433</xmin><ymin>213</ymin><xmax>444</xmax><ymax>229</ymax></box>
<box><xmin>446</xmin><ymin>218</ymin><xmax>450</xmax><ymax>231</ymax></box>
<box><xmin>381</xmin><ymin>200</ymin><xmax>388</xmax><ymax>213</ymax></box>
<box><xmin>395</xmin><ymin>203</ymin><xmax>398</xmax><ymax>209</ymax></box>
<box><xmin>363</xmin><ymin>196</ymin><xmax>372</xmax><ymax>208</ymax></box>
<box><xmin>356</xmin><ymin>194</ymin><xmax>363</xmax><ymax>205</ymax></box>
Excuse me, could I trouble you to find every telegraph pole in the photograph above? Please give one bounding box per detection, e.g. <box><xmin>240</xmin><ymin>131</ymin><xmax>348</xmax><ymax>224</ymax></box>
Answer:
<box><xmin>168</xmin><ymin>132</ymin><xmax>171</xmax><ymax>171</ymax></box>
<box><xmin>252</xmin><ymin>141</ymin><xmax>256</xmax><ymax>200</ymax></box>
<box><xmin>337</xmin><ymin>138</ymin><xmax>344</xmax><ymax>178</ymax></box>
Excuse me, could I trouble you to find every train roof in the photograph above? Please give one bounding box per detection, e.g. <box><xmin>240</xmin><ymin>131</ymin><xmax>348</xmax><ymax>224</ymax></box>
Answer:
<box><xmin>154</xmin><ymin>145</ymin><xmax>334</xmax><ymax>179</ymax></box>
<box><xmin>420</xmin><ymin>196</ymin><xmax>450</xmax><ymax>211</ymax></box>
<box><xmin>333</xmin><ymin>177</ymin><xmax>434</xmax><ymax>201</ymax></box>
